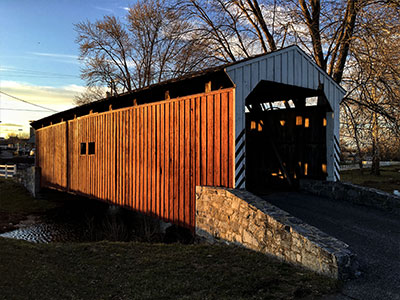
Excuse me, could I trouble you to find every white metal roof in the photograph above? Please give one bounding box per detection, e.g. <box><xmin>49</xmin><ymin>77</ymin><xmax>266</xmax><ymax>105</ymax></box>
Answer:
<box><xmin>225</xmin><ymin>45</ymin><xmax>346</xmax><ymax>111</ymax></box>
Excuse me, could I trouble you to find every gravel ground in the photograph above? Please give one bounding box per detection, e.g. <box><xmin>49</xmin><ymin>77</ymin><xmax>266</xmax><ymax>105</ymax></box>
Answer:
<box><xmin>261</xmin><ymin>191</ymin><xmax>400</xmax><ymax>300</ymax></box>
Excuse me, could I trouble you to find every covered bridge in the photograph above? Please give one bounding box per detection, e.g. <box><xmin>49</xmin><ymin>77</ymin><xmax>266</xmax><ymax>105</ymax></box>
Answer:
<box><xmin>31</xmin><ymin>45</ymin><xmax>345</xmax><ymax>230</ymax></box>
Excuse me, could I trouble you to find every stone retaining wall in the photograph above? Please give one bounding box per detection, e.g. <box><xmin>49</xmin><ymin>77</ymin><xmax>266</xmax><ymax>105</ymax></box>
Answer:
<box><xmin>300</xmin><ymin>180</ymin><xmax>400</xmax><ymax>215</ymax></box>
<box><xmin>15</xmin><ymin>165</ymin><xmax>40</xmax><ymax>197</ymax></box>
<box><xmin>196</xmin><ymin>186</ymin><xmax>356</xmax><ymax>279</ymax></box>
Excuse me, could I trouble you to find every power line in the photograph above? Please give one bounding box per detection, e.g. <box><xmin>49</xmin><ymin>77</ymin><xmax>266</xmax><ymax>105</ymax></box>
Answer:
<box><xmin>1</xmin><ymin>67</ymin><xmax>80</xmax><ymax>78</ymax></box>
<box><xmin>0</xmin><ymin>108</ymin><xmax>53</xmax><ymax>112</ymax></box>
<box><xmin>0</xmin><ymin>90</ymin><xmax>58</xmax><ymax>112</ymax></box>
<box><xmin>2</xmin><ymin>75</ymin><xmax>78</xmax><ymax>79</ymax></box>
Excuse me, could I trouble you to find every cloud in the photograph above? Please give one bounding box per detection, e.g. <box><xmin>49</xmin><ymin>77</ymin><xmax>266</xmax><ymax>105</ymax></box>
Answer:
<box><xmin>0</xmin><ymin>81</ymin><xmax>84</xmax><ymax>132</ymax></box>
<box><xmin>0</xmin><ymin>80</ymin><xmax>82</xmax><ymax>108</ymax></box>
<box><xmin>27</xmin><ymin>52</ymin><xmax>80</xmax><ymax>65</ymax></box>
<box><xmin>119</xmin><ymin>6</ymin><xmax>130</xmax><ymax>11</ymax></box>
<box><xmin>29</xmin><ymin>52</ymin><xmax>78</xmax><ymax>60</ymax></box>
<box><xmin>0</xmin><ymin>123</ymin><xmax>23</xmax><ymax>128</ymax></box>
<box><xmin>95</xmin><ymin>6</ymin><xmax>114</xmax><ymax>13</ymax></box>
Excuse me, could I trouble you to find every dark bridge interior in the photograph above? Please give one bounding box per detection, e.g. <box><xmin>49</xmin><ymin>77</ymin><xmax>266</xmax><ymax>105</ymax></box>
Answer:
<box><xmin>245</xmin><ymin>80</ymin><xmax>330</xmax><ymax>193</ymax></box>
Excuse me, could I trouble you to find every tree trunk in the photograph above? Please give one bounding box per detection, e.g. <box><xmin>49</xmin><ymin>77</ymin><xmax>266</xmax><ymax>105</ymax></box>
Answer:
<box><xmin>371</xmin><ymin>111</ymin><xmax>380</xmax><ymax>175</ymax></box>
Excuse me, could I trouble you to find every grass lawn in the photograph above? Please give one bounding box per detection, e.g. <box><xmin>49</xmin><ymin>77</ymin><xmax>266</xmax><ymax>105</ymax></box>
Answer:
<box><xmin>0</xmin><ymin>177</ymin><xmax>339</xmax><ymax>299</ymax></box>
<box><xmin>0</xmin><ymin>238</ymin><xmax>338</xmax><ymax>300</ymax></box>
<box><xmin>340</xmin><ymin>165</ymin><xmax>400</xmax><ymax>193</ymax></box>
<box><xmin>0</xmin><ymin>178</ymin><xmax>61</xmax><ymax>233</ymax></box>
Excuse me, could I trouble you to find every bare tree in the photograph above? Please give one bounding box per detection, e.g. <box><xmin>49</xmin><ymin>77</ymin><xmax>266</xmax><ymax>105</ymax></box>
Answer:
<box><xmin>341</xmin><ymin>2</ymin><xmax>400</xmax><ymax>173</ymax></box>
<box><xmin>181</xmin><ymin>0</ymin><xmax>366</xmax><ymax>83</ymax></box>
<box><xmin>75</xmin><ymin>15</ymin><xmax>134</xmax><ymax>93</ymax></box>
<box><xmin>74</xmin><ymin>86</ymin><xmax>106</xmax><ymax>106</ymax></box>
<box><xmin>75</xmin><ymin>0</ymin><xmax>215</xmax><ymax>100</ymax></box>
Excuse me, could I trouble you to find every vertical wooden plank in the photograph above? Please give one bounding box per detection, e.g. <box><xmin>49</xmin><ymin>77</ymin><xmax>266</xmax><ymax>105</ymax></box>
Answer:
<box><xmin>151</xmin><ymin>105</ymin><xmax>156</xmax><ymax>215</ymax></box>
<box><xmin>178</xmin><ymin>100</ymin><xmax>184</xmax><ymax>225</ymax></box>
<box><xmin>129</xmin><ymin>108</ymin><xmax>133</xmax><ymax>208</ymax></box>
<box><xmin>81</xmin><ymin>119</ymin><xmax>84</xmax><ymax>194</ymax></box>
<box><xmin>92</xmin><ymin>118</ymin><xmax>95</xmax><ymax>196</ymax></box>
<box><xmin>118</xmin><ymin>110</ymin><xmax>126</xmax><ymax>205</ymax></box>
<box><xmin>143</xmin><ymin>106</ymin><xmax>148</xmax><ymax>213</ymax></box>
<box><xmin>79</xmin><ymin>120</ymin><xmax>83</xmax><ymax>193</ymax></box>
<box><xmin>192</xmin><ymin>96</ymin><xmax>201</xmax><ymax>229</ymax></box>
<box><xmin>115</xmin><ymin>112</ymin><xmax>119</xmax><ymax>204</ymax></box>
<box><xmin>108</xmin><ymin>114</ymin><xmax>111</xmax><ymax>201</ymax></box>
<box><xmin>63</xmin><ymin>124</ymin><xmax>65</xmax><ymax>188</ymax></box>
<box><xmin>112</xmin><ymin>112</ymin><xmax>116</xmax><ymax>203</ymax></box>
<box><xmin>228</xmin><ymin>90</ymin><xmax>235</xmax><ymax>187</ymax></box>
<box><xmin>115</xmin><ymin>113</ymin><xmax>119</xmax><ymax>203</ymax></box>
<box><xmin>70</xmin><ymin>122</ymin><xmax>73</xmax><ymax>191</ymax></box>
<box><xmin>195</xmin><ymin>97</ymin><xmax>201</xmax><ymax>187</ymax></box>
<box><xmin>102</xmin><ymin>115</ymin><xmax>105</xmax><ymax>199</ymax></box>
<box><xmin>105</xmin><ymin>114</ymin><xmax>108</xmax><ymax>199</ymax></box>
<box><xmin>171</xmin><ymin>102</ymin><xmax>179</xmax><ymax>224</ymax></box>
<box><xmin>189</xmin><ymin>97</ymin><xmax>196</xmax><ymax>228</ymax></box>
<box><xmin>200</xmin><ymin>95</ymin><xmax>207</xmax><ymax>185</ymax></box>
<box><xmin>120</xmin><ymin>111</ymin><xmax>124</xmax><ymax>206</ymax></box>
<box><xmin>92</xmin><ymin>118</ymin><xmax>95</xmax><ymax>195</ymax></box>
<box><xmin>214</xmin><ymin>93</ymin><xmax>221</xmax><ymax>186</ymax></box>
<box><xmin>87</xmin><ymin>118</ymin><xmax>90</xmax><ymax>195</ymax></box>
<box><xmin>165</xmin><ymin>102</ymin><xmax>171</xmax><ymax>221</ymax></box>
<box><xmin>89</xmin><ymin>118</ymin><xmax>92</xmax><ymax>195</ymax></box>
<box><xmin>111</xmin><ymin>112</ymin><xmax>114</xmax><ymax>201</ymax></box>
<box><xmin>148</xmin><ymin>106</ymin><xmax>152</xmax><ymax>214</ymax></box>
<box><xmin>136</xmin><ymin>107</ymin><xmax>140</xmax><ymax>211</ymax></box>
<box><xmin>75</xmin><ymin>120</ymin><xmax>78</xmax><ymax>192</ymax></box>
<box><xmin>126</xmin><ymin>109</ymin><xmax>130</xmax><ymax>207</ymax></box>
<box><xmin>160</xmin><ymin>103</ymin><xmax>165</xmax><ymax>219</ymax></box>
<box><xmin>207</xmin><ymin>94</ymin><xmax>214</xmax><ymax>186</ymax></box>
<box><xmin>141</xmin><ymin>106</ymin><xmax>145</xmax><ymax>212</ymax></box>
<box><xmin>120</xmin><ymin>111</ymin><xmax>124</xmax><ymax>205</ymax></box>
<box><xmin>52</xmin><ymin>126</ymin><xmax>55</xmax><ymax>186</ymax></box>
<box><xmin>105</xmin><ymin>114</ymin><xmax>109</xmax><ymax>200</ymax></box>
<box><xmin>155</xmin><ymin>104</ymin><xmax>160</xmax><ymax>218</ymax></box>
<box><xmin>69</xmin><ymin>123</ymin><xmax>72</xmax><ymax>191</ymax></box>
<box><xmin>121</xmin><ymin>111</ymin><xmax>124</xmax><ymax>205</ymax></box>
<box><xmin>124</xmin><ymin>110</ymin><xmax>128</xmax><ymax>206</ymax></box>
<box><xmin>184</xmin><ymin>99</ymin><xmax>190</xmax><ymax>226</ymax></box>
<box><xmin>106</xmin><ymin>115</ymin><xmax>109</xmax><ymax>200</ymax></box>
<box><xmin>113</xmin><ymin>112</ymin><xmax>117</xmax><ymax>203</ymax></box>
<box><xmin>133</xmin><ymin>109</ymin><xmax>137</xmax><ymax>209</ymax></box>
<box><xmin>99</xmin><ymin>115</ymin><xmax>102</xmax><ymax>198</ymax></box>
<box><xmin>85</xmin><ymin>119</ymin><xmax>88</xmax><ymax>194</ymax></box>
<box><xmin>220</xmin><ymin>92</ymin><xmax>228</xmax><ymax>187</ymax></box>
<box><xmin>97</xmin><ymin>116</ymin><xmax>101</xmax><ymax>198</ymax></box>
<box><xmin>83</xmin><ymin>119</ymin><xmax>86</xmax><ymax>194</ymax></box>
<box><xmin>132</xmin><ymin>108</ymin><xmax>136</xmax><ymax>209</ymax></box>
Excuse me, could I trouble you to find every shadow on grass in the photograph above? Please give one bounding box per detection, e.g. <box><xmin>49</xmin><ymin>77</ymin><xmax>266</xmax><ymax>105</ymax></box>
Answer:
<box><xmin>0</xmin><ymin>238</ymin><xmax>339</xmax><ymax>300</ymax></box>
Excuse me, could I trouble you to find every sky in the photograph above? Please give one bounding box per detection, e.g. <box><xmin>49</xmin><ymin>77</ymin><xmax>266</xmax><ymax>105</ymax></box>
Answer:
<box><xmin>0</xmin><ymin>0</ymin><xmax>133</xmax><ymax>138</ymax></box>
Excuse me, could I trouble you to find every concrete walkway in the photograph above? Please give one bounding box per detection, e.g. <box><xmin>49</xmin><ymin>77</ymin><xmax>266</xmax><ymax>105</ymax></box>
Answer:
<box><xmin>261</xmin><ymin>192</ymin><xmax>400</xmax><ymax>300</ymax></box>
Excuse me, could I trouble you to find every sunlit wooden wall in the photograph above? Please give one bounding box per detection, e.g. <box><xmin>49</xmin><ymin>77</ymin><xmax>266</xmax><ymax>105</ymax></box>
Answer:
<box><xmin>36</xmin><ymin>88</ymin><xmax>235</xmax><ymax>229</ymax></box>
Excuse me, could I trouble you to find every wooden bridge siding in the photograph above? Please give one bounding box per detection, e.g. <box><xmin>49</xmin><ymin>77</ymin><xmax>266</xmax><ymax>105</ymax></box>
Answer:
<box><xmin>36</xmin><ymin>88</ymin><xmax>234</xmax><ymax>228</ymax></box>
<box><xmin>36</xmin><ymin>122</ymin><xmax>67</xmax><ymax>189</ymax></box>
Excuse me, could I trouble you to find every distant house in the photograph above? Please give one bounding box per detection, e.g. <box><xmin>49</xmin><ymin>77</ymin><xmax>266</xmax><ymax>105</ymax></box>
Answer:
<box><xmin>31</xmin><ymin>46</ymin><xmax>345</xmax><ymax>229</ymax></box>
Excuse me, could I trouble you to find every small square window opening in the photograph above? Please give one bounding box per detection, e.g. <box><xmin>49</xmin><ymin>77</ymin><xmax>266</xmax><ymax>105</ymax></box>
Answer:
<box><xmin>80</xmin><ymin>143</ymin><xmax>86</xmax><ymax>155</ymax></box>
<box><xmin>88</xmin><ymin>142</ymin><xmax>95</xmax><ymax>155</ymax></box>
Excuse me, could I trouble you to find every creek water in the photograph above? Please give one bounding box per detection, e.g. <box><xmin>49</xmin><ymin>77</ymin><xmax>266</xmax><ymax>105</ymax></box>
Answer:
<box><xmin>1</xmin><ymin>189</ymin><xmax>191</xmax><ymax>244</ymax></box>
<box><xmin>0</xmin><ymin>223</ymin><xmax>84</xmax><ymax>243</ymax></box>
<box><xmin>0</xmin><ymin>193</ymin><xmax>131</xmax><ymax>243</ymax></box>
